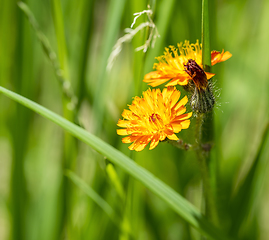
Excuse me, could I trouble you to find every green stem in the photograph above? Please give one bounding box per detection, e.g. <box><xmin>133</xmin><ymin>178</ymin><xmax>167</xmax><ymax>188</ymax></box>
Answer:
<box><xmin>201</xmin><ymin>0</ymin><xmax>211</xmax><ymax>70</ymax></box>
<box><xmin>197</xmin><ymin>0</ymin><xmax>219</xmax><ymax>231</ymax></box>
<box><xmin>166</xmin><ymin>139</ymin><xmax>192</xmax><ymax>150</ymax></box>
<box><xmin>10</xmin><ymin>7</ymin><xmax>35</xmax><ymax>240</ymax></box>
<box><xmin>195</xmin><ymin>113</ymin><xmax>218</xmax><ymax>226</ymax></box>
<box><xmin>76</xmin><ymin>0</ymin><xmax>94</xmax><ymax>108</ymax></box>
<box><xmin>50</xmin><ymin>0</ymin><xmax>77</xmax><ymax>238</ymax></box>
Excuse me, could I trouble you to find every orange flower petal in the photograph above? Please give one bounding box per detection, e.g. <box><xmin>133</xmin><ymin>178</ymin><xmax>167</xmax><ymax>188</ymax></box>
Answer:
<box><xmin>129</xmin><ymin>135</ymin><xmax>152</xmax><ymax>151</ymax></box>
<box><xmin>180</xmin><ymin>119</ymin><xmax>191</xmax><ymax>129</ymax></box>
<box><xmin>176</xmin><ymin>77</ymin><xmax>190</xmax><ymax>86</ymax></box>
<box><xmin>117</xmin><ymin>119</ymin><xmax>132</xmax><ymax>128</ymax></box>
<box><xmin>205</xmin><ymin>72</ymin><xmax>215</xmax><ymax>80</ymax></box>
<box><xmin>122</xmin><ymin>135</ymin><xmax>138</xmax><ymax>143</ymax></box>
<box><xmin>143</xmin><ymin>71</ymin><xmax>171</xmax><ymax>87</ymax></box>
<box><xmin>163</xmin><ymin>128</ymin><xmax>174</xmax><ymax>136</ymax></box>
<box><xmin>174</xmin><ymin>106</ymin><xmax>187</xmax><ymax>116</ymax></box>
<box><xmin>143</xmin><ymin>41</ymin><xmax>231</xmax><ymax>87</ymax></box>
<box><xmin>174</xmin><ymin>112</ymin><xmax>193</xmax><ymax>121</ymax></box>
<box><xmin>149</xmin><ymin>134</ymin><xmax>160</xmax><ymax>150</ymax></box>
<box><xmin>171</xmin><ymin>123</ymin><xmax>182</xmax><ymax>133</ymax></box>
<box><xmin>167</xmin><ymin>134</ymin><xmax>179</xmax><ymax>141</ymax></box>
<box><xmin>117</xmin><ymin>129</ymin><xmax>129</xmax><ymax>135</ymax></box>
<box><xmin>173</xmin><ymin>96</ymin><xmax>188</xmax><ymax>111</ymax></box>
<box><xmin>211</xmin><ymin>50</ymin><xmax>232</xmax><ymax>66</ymax></box>
<box><xmin>170</xmin><ymin>90</ymin><xmax>181</xmax><ymax>108</ymax></box>
<box><xmin>144</xmin><ymin>71</ymin><xmax>163</xmax><ymax>79</ymax></box>
<box><xmin>221</xmin><ymin>51</ymin><xmax>232</xmax><ymax>62</ymax></box>
<box><xmin>121</xmin><ymin>109</ymin><xmax>135</xmax><ymax>120</ymax></box>
<box><xmin>164</xmin><ymin>78</ymin><xmax>181</xmax><ymax>86</ymax></box>
<box><xmin>165</xmin><ymin>76</ymin><xmax>190</xmax><ymax>86</ymax></box>
<box><xmin>145</xmin><ymin>78</ymin><xmax>171</xmax><ymax>87</ymax></box>
<box><xmin>159</xmin><ymin>132</ymin><xmax>167</xmax><ymax>141</ymax></box>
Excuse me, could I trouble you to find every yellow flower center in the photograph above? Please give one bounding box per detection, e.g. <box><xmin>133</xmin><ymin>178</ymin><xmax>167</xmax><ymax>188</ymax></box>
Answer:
<box><xmin>148</xmin><ymin>113</ymin><xmax>164</xmax><ymax>132</ymax></box>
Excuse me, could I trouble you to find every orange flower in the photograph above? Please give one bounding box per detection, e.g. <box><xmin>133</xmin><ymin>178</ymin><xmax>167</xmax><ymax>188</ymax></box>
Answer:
<box><xmin>143</xmin><ymin>40</ymin><xmax>232</xmax><ymax>87</ymax></box>
<box><xmin>117</xmin><ymin>87</ymin><xmax>192</xmax><ymax>151</ymax></box>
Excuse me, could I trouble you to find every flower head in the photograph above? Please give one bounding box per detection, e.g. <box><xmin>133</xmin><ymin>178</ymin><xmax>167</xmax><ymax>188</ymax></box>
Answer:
<box><xmin>143</xmin><ymin>40</ymin><xmax>232</xmax><ymax>87</ymax></box>
<box><xmin>117</xmin><ymin>87</ymin><xmax>192</xmax><ymax>151</ymax></box>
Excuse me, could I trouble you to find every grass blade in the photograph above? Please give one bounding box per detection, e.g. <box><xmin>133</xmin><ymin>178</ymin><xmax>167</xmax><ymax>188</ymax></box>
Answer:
<box><xmin>201</xmin><ymin>0</ymin><xmax>211</xmax><ymax>69</ymax></box>
<box><xmin>65</xmin><ymin>170</ymin><xmax>120</xmax><ymax>224</ymax></box>
<box><xmin>17</xmin><ymin>2</ymin><xmax>77</xmax><ymax>107</ymax></box>
<box><xmin>50</xmin><ymin>0</ymin><xmax>69</xmax><ymax>78</ymax></box>
<box><xmin>229</xmin><ymin>123</ymin><xmax>269</xmax><ymax>237</ymax></box>
<box><xmin>0</xmin><ymin>86</ymin><xmax>231</xmax><ymax>240</ymax></box>
<box><xmin>92</xmin><ymin>0</ymin><xmax>126</xmax><ymax>133</ymax></box>
<box><xmin>66</xmin><ymin>170</ymin><xmax>133</xmax><ymax>238</ymax></box>
<box><xmin>144</xmin><ymin>0</ymin><xmax>176</xmax><ymax>74</ymax></box>
<box><xmin>106</xmin><ymin>164</ymin><xmax>125</xmax><ymax>201</ymax></box>
<box><xmin>50</xmin><ymin>1</ymin><xmax>77</xmax><ymax>238</ymax></box>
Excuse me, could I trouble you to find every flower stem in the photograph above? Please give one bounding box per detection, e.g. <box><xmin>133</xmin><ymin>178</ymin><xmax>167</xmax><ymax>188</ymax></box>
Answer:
<box><xmin>166</xmin><ymin>139</ymin><xmax>192</xmax><ymax>150</ymax></box>
<box><xmin>197</xmin><ymin>0</ymin><xmax>219</xmax><ymax>230</ymax></box>
<box><xmin>195</xmin><ymin>113</ymin><xmax>219</xmax><ymax>226</ymax></box>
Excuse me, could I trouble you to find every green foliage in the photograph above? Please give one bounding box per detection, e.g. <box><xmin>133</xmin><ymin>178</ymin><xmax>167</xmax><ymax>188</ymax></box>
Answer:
<box><xmin>0</xmin><ymin>85</ymin><xmax>229</xmax><ymax>240</ymax></box>
<box><xmin>0</xmin><ymin>0</ymin><xmax>269</xmax><ymax>240</ymax></box>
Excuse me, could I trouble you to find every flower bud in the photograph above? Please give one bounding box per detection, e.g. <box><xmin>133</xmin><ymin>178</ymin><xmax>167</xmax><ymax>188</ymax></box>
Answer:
<box><xmin>190</xmin><ymin>85</ymin><xmax>215</xmax><ymax>113</ymax></box>
<box><xmin>184</xmin><ymin>59</ymin><xmax>215</xmax><ymax>113</ymax></box>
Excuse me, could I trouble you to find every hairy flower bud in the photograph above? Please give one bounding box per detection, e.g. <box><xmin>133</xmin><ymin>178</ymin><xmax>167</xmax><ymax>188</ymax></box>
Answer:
<box><xmin>184</xmin><ymin>59</ymin><xmax>215</xmax><ymax>113</ymax></box>
<box><xmin>190</xmin><ymin>86</ymin><xmax>215</xmax><ymax>113</ymax></box>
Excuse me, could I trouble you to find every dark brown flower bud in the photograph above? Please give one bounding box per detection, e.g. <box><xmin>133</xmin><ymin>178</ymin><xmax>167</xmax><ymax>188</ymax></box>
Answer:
<box><xmin>184</xmin><ymin>59</ymin><xmax>215</xmax><ymax>113</ymax></box>
<box><xmin>184</xmin><ymin>59</ymin><xmax>208</xmax><ymax>91</ymax></box>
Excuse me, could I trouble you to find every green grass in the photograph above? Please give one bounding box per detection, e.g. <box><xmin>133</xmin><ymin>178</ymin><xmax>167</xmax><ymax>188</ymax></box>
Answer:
<box><xmin>0</xmin><ymin>0</ymin><xmax>269</xmax><ymax>240</ymax></box>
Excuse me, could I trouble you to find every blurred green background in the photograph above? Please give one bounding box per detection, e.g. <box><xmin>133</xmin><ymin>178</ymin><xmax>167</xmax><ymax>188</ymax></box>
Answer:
<box><xmin>0</xmin><ymin>0</ymin><xmax>269</xmax><ymax>239</ymax></box>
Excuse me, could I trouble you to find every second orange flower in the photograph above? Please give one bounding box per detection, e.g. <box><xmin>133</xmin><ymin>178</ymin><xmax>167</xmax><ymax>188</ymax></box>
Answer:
<box><xmin>143</xmin><ymin>40</ymin><xmax>232</xmax><ymax>87</ymax></box>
